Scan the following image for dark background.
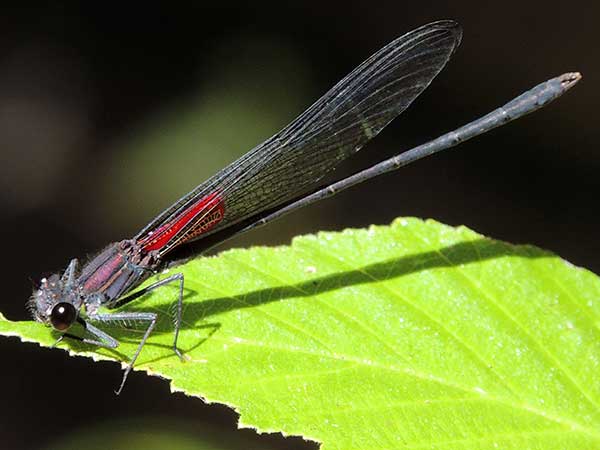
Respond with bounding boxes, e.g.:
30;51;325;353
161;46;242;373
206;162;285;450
1;3;597;449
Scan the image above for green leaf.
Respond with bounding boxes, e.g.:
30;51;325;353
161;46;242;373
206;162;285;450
2;218;600;449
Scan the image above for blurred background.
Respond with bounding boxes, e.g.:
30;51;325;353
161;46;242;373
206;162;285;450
0;3;597;449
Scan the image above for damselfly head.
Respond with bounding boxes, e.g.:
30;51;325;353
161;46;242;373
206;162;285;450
28;274;82;330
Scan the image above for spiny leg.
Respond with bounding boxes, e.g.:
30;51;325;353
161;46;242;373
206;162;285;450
62;258;79;286
54;317;119;349
111;273;185;360
89;311;157;395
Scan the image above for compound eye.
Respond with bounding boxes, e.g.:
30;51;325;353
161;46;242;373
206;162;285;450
49;302;77;331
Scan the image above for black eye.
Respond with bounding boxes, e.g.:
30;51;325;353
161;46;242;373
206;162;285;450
50;302;77;331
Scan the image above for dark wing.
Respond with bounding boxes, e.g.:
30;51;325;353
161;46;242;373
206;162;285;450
134;20;462;255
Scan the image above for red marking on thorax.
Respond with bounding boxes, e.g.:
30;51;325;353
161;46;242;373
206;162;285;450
83;252;125;292
139;193;224;252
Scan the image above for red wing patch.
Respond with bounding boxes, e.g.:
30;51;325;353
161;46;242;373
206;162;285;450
138;193;224;252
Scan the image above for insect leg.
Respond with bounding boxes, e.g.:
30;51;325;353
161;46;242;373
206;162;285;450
89;311;157;395
110;273;185;361
53;317;119;349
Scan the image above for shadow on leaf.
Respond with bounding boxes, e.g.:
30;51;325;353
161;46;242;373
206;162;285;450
127;237;549;335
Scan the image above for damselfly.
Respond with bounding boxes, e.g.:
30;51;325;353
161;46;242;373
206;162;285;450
29;20;581;393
